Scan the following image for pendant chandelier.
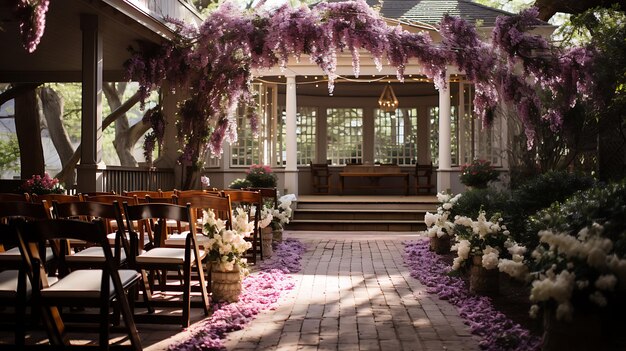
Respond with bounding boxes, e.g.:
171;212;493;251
378;84;399;114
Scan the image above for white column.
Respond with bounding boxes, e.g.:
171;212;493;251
437;70;452;193
458;82;466;165
284;75;299;195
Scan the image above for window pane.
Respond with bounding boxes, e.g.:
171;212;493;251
276;107;317;166
374;108;418;165
327;108;363;165
429;106;458;166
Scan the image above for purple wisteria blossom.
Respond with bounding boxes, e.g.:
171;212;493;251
14;0;50;53
168;239;305;351
404;240;541;351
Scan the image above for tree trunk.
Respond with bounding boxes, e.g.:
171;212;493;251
15;87;45;179
54;91;141;183
103;82;137;166
39;87;75;169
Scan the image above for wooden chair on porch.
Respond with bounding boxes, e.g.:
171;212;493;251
310;162;331;194
415;162;435;195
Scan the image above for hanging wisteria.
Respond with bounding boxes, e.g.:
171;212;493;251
124;0;599;166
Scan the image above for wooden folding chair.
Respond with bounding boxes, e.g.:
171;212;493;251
0;193;30;203
53;201;130;270
245;187;278;209
17;218;142;350
123;202;210;327
222;190;262;263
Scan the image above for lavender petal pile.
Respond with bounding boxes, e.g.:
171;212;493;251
169;239;306;351
404;240;541;351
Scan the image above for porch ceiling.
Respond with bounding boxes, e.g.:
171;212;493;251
0;0;171;83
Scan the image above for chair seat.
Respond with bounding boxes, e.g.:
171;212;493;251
107;231;151;247
65;246;126;263
164;231;210;248
0;270;31;299
0;247;55;262
41;270;140;299
136;247;202;265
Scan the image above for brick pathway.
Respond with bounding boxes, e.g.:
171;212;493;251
222;231;480;351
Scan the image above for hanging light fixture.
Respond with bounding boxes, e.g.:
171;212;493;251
378;84;399;114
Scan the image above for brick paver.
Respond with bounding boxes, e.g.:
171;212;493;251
224;231;480;351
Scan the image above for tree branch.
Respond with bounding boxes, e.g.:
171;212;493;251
0;83;43;107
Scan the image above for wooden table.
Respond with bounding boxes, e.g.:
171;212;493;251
339;165;409;195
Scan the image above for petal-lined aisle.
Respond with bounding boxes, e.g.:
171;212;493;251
167;239;306;351
404;239;541;351
225;232;480;351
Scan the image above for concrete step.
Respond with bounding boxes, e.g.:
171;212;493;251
296;202;438;210
286;219;426;232
293;208;428;221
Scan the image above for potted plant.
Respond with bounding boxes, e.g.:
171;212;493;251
459;159;499;189
21;173;65;195
423;191;462;254
452;210;512;295
245;164;277;188
202;208;253;302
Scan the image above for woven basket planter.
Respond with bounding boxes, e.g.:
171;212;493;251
262;227;273;258
211;265;242;303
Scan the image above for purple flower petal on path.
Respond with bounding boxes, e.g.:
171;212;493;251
169;239;305;350
404;239;541;351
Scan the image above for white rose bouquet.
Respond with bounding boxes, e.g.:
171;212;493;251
202;209;253;272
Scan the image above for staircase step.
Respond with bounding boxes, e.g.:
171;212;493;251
287;219;426;232
293;209;427;221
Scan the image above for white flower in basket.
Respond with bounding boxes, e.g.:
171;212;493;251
232;207;254;238
270;194;294;230
257;206;273;229
202;209;252;273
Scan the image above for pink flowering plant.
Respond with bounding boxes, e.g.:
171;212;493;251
459;159;499;188
245;164;277;188
21;173;65;195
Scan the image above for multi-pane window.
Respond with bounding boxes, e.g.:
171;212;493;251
326;108;363;165
374;108;418;165
276;107;317;166
429;106;458;166
230;83;273;167
458;84;503;167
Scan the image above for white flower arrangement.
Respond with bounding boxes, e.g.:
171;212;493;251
424;191;461;238
451;210;512;271
270;194;294;230
202;209;252;273
257;206;273;229
231;207;255;237
528;223;626;321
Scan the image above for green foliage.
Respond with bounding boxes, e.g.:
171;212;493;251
228;178;252;189
0;134;20;172
528;180;626;256
449;188;510;219
507;171;596;247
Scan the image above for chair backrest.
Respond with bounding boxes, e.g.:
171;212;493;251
175;193;233;230
31;194;83;218
80;191;116;197
0;201;49;221
310;163;329;176
123;202;195;249
222;190;261;227
53;201;128;266
175;189;221;197
122;190;161;198
416;162;434;176
0;193;30;202
245;187;278;209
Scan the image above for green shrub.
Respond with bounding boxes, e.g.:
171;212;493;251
449;188;510;218
228;178;252;189
526;181;626;253
506;171;596;247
